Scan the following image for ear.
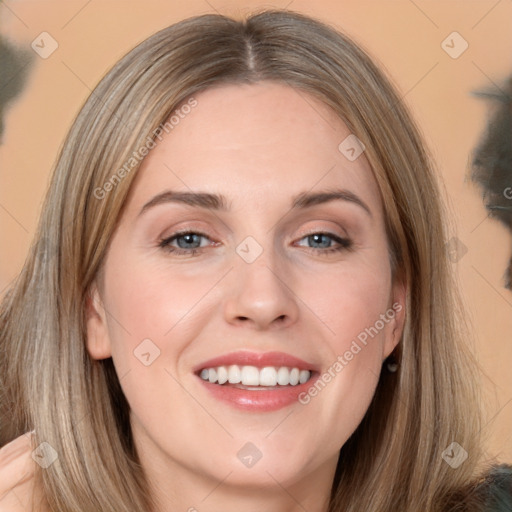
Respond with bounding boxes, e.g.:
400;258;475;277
85;282;112;360
382;275;407;360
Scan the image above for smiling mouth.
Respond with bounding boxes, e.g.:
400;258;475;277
197;364;314;388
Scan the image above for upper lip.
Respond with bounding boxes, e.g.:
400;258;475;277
193;350;320;374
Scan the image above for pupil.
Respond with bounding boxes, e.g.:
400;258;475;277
178;233;200;248
311;234;329;248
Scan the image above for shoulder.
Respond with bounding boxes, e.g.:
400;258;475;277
477;464;512;512
0;433;38;512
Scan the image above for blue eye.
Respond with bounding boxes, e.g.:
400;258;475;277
295;233;352;255
158;231;212;257
158;231;352;257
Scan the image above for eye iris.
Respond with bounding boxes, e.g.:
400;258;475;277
309;234;331;248
177;233;202;249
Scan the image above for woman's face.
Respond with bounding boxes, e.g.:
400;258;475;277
86;82;405;502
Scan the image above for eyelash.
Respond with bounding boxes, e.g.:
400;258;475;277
158;230;352;257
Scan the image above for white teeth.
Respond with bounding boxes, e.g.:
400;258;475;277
227;365;241;384
277;367;290;385
240;366;260;385
217;366;228;385
199;364;312;387
259;367;277;386
299;369;310;384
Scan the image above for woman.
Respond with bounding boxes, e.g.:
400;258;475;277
0;9;510;512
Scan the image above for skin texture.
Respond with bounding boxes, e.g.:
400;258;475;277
83;81;406;512
0;433;43;511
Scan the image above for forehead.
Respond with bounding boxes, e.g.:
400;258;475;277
126;81;383;216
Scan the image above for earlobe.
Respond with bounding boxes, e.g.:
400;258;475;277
85;283;112;360
383;277;407;359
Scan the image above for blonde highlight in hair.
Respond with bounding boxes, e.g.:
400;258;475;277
1;9;486;511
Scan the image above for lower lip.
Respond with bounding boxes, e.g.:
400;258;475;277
196;374;319;412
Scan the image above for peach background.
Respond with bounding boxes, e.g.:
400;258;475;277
1;0;511;462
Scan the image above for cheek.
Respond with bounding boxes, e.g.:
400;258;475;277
295;260;393;436
301;259;393;352
102;256;215;359
99;259;206;428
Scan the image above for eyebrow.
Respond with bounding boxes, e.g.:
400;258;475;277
138;188;372;217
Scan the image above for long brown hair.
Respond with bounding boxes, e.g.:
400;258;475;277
0;9;487;511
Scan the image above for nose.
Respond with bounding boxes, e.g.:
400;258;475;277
223;246;300;330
